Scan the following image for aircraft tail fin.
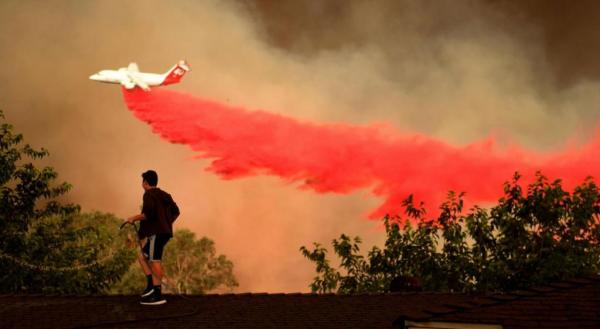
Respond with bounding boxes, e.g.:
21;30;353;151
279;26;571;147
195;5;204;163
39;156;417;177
162;60;190;86
128;63;139;72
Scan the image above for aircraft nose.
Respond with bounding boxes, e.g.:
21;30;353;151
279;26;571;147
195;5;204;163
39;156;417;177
89;73;101;81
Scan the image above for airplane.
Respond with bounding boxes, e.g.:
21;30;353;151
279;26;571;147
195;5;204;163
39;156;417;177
89;60;190;91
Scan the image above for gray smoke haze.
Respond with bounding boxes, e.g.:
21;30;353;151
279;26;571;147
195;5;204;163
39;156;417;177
1;0;599;292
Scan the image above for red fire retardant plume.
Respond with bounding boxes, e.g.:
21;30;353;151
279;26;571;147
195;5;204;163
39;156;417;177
122;88;600;219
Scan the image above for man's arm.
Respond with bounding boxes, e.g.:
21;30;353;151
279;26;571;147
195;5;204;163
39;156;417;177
170;198;180;221
126;213;146;223
126;192;154;223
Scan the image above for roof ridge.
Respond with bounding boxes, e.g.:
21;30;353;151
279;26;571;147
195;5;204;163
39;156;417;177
4;275;598;299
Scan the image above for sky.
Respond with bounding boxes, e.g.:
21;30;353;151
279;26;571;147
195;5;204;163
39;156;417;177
1;0;600;292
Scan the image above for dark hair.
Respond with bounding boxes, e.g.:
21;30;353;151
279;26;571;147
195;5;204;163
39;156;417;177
142;170;158;186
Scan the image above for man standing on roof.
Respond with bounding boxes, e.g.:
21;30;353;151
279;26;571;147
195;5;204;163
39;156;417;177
125;170;179;305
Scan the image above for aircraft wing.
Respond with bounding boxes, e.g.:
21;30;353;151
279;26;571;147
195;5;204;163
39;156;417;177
120;77;136;89
126;72;150;91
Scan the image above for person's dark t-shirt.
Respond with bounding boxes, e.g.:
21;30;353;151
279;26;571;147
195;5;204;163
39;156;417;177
138;187;180;239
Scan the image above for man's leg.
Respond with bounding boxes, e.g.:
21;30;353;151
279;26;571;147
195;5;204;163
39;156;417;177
140;234;170;305
139;238;154;297
148;235;169;297
150;261;164;286
138;251;152;275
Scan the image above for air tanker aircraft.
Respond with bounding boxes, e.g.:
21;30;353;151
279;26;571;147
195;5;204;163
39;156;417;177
89;60;190;91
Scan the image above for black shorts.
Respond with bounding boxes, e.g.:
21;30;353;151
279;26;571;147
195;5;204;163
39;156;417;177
141;234;171;261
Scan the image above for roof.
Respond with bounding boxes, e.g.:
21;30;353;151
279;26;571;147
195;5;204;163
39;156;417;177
395;276;600;329
1;276;598;329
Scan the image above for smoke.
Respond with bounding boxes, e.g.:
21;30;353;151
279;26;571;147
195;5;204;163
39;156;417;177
2;0;600;291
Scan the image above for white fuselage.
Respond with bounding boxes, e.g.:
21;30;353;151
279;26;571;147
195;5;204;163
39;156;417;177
89;69;165;87
89;60;189;91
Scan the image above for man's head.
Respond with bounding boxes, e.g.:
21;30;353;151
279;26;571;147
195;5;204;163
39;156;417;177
141;170;158;190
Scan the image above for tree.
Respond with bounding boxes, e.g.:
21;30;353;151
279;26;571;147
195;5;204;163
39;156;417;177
111;229;238;294
0;110;135;294
301;172;600;293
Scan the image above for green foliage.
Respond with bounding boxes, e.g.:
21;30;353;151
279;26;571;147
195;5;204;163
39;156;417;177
0;110;135;294
109;260;146;295
301;172;600;293
111;229;238;294
16;212;136;294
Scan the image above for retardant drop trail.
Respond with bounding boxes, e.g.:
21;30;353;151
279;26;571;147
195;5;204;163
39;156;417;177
122;88;600;219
